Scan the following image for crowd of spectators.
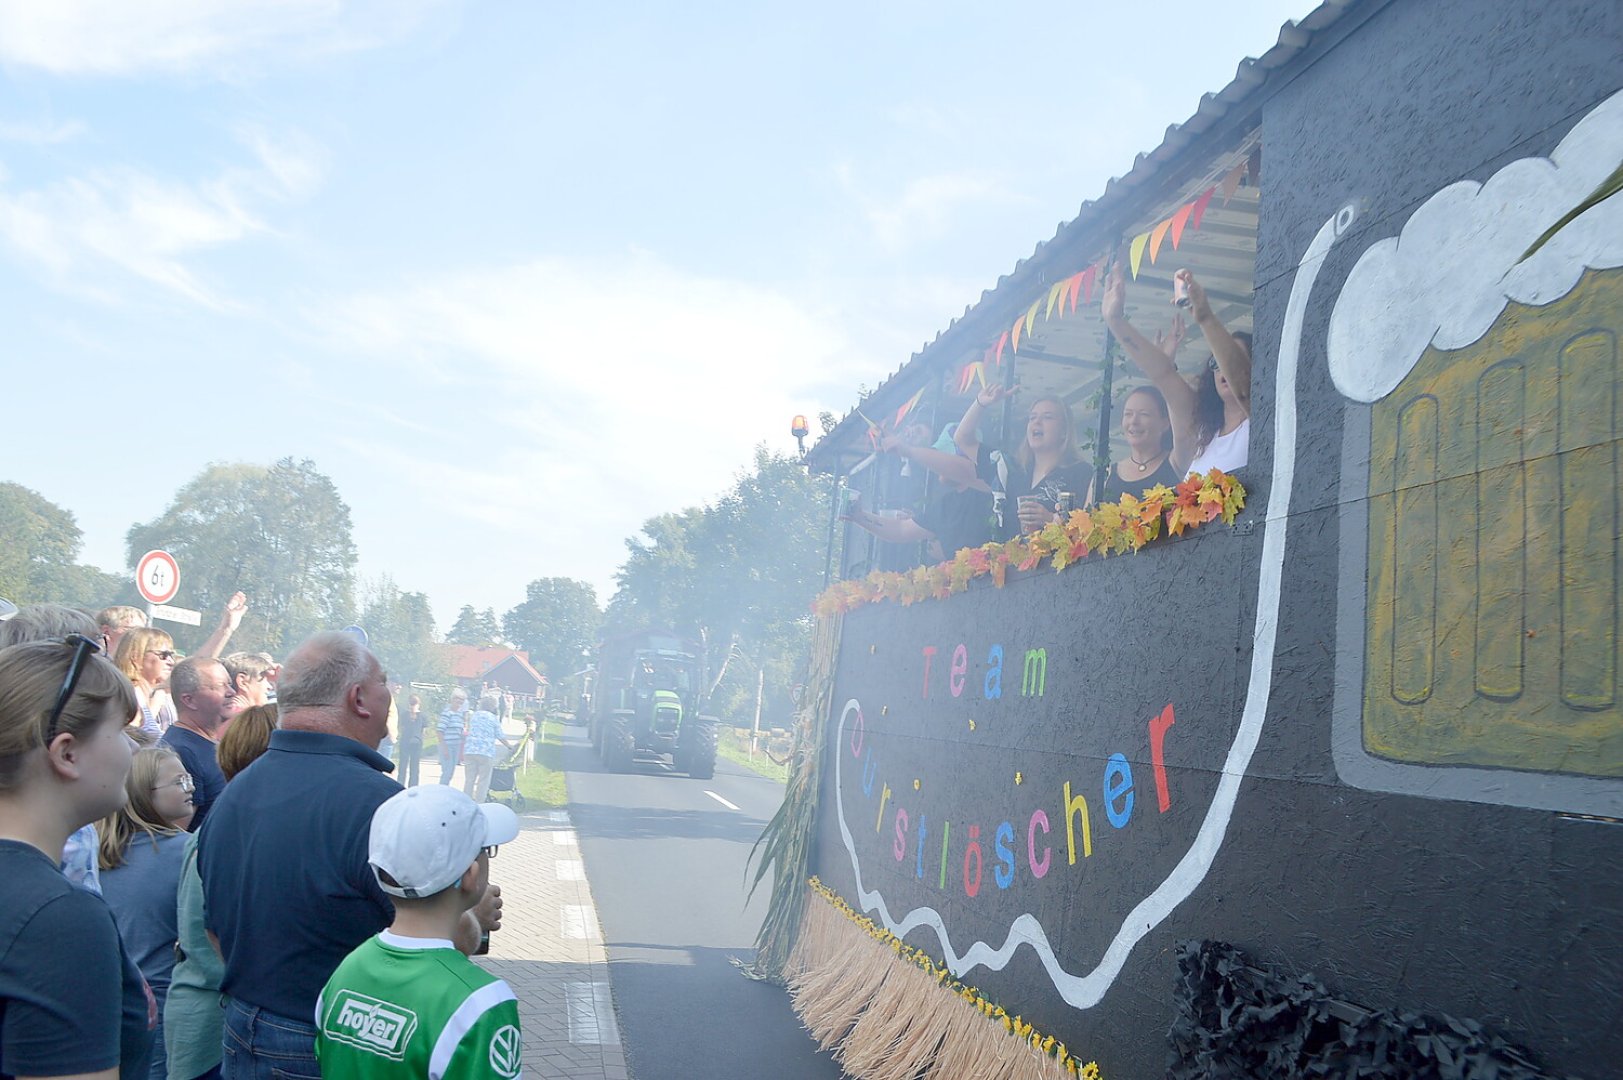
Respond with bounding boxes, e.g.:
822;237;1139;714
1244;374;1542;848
843;266;1251;571
0;596;517;1079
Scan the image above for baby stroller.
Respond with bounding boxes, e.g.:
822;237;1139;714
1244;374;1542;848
486;720;536;813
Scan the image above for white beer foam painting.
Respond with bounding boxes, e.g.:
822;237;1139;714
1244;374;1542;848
1328;88;1623;404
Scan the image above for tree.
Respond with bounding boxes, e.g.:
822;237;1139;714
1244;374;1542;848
446;605;503;646
502;578;602;680
359;576;444;686
124;458;358;655
0;482;124;608
605;447;834;727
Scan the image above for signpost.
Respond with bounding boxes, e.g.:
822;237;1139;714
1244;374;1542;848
135;550;180;606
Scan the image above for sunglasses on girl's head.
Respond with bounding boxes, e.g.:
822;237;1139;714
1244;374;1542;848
46;634;102;740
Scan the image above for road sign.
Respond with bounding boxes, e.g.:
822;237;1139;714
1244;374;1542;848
150;604;202;627
135;550;180;605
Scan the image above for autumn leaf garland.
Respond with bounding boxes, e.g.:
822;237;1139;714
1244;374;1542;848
814;470;1245;617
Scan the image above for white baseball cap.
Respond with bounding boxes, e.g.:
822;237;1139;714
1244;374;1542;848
368;786;519;899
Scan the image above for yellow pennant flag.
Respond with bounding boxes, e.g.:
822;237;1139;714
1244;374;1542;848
1023;299;1041;339
1011;315;1024;354
1128;232;1151;279
1148;218;1173;265
1044;280;1066;320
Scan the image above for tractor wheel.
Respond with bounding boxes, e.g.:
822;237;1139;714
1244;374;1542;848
604;716;634;772
684;720;718;780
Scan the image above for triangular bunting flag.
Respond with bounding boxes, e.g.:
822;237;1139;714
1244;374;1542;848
956;364;973;395
1220;161;1244;204
1148;218;1173;264
1081;264;1098;305
1023;299;1041;341
976;363;989;391
994;331;1008;366
1128;232;1150;279
1189;187;1215;231
1011;315;1023;354
1168;202;1195;249
1044;280;1066;321
892;386;925;430
1066;271;1083;314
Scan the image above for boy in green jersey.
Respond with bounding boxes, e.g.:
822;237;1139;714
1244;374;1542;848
316;785;522;1079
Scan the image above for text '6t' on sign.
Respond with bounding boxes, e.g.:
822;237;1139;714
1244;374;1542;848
136;550;180;606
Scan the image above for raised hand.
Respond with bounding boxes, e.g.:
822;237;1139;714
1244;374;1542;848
1101;264;1126;323
1154;313;1187;360
1177;269;1214;323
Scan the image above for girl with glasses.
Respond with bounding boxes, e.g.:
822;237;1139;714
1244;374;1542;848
0;636;155;1078
96;747;195;1080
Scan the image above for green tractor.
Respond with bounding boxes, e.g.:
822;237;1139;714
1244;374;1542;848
588;630;719;779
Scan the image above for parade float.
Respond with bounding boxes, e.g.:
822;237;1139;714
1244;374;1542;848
749;2;1623;1076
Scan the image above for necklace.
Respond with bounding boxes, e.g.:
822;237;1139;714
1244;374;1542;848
1128;453;1160;471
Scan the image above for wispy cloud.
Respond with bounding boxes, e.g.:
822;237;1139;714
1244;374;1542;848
0;116;86;143
313;252;886;599
0;0;448;78
837;163;1029;254
0;126;322;307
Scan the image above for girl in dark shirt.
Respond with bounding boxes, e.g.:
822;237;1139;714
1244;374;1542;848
0;636;154;1080
956;389;1090;537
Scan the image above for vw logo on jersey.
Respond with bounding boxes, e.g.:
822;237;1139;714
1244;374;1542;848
489;1024;522;1078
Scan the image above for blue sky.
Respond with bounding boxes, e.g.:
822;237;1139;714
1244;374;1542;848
0;0;1310;628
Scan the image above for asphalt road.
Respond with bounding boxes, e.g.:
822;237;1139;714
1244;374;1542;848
562;721;847;1080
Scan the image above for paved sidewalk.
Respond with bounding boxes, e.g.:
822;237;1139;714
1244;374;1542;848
419;750;629;1080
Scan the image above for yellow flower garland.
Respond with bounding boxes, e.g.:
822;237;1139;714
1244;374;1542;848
814;470;1245;617
806;876;1105;1079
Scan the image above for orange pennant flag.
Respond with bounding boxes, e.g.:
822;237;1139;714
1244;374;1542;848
1044;280;1066;321
1189;187;1215;231
1023;299;1041;339
893;386;925;430
956;364;973;395
1066;271;1083;313
1220;161;1244;204
1128;232;1151;279
1081;264;1098;305
1167;202;1195;249
1011;315;1024;354
1148;218;1173;265
994;331;1008;366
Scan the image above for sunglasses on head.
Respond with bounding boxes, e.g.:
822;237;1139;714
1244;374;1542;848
46;634;102;741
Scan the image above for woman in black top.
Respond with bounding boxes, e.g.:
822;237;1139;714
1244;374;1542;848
0;636;155;1079
956;388;1091;538
1092;385;1183;505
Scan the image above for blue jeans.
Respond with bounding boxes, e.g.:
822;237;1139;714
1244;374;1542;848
221;998;319;1080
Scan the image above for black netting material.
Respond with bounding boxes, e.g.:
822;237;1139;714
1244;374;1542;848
1167;940;1568;1080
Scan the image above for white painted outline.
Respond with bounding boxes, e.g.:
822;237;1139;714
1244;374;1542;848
833;205;1358;1009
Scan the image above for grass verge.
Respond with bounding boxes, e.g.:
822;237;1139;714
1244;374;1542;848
511;724;569;811
718;728;790;784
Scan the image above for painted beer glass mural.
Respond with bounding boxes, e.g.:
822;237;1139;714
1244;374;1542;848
1330;89;1623;817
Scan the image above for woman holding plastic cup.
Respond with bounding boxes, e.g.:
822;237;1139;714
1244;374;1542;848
955;390;1090;537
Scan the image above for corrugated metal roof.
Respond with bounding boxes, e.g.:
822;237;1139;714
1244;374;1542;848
806;0;1369;470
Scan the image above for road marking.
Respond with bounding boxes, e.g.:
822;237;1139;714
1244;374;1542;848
561;904;599;940
555;859;585;881
553;830;578;848
549;810;569;824
704;790;740;811
565;980;619;1045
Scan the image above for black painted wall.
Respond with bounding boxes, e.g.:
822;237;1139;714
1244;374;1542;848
810;3;1623;1076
